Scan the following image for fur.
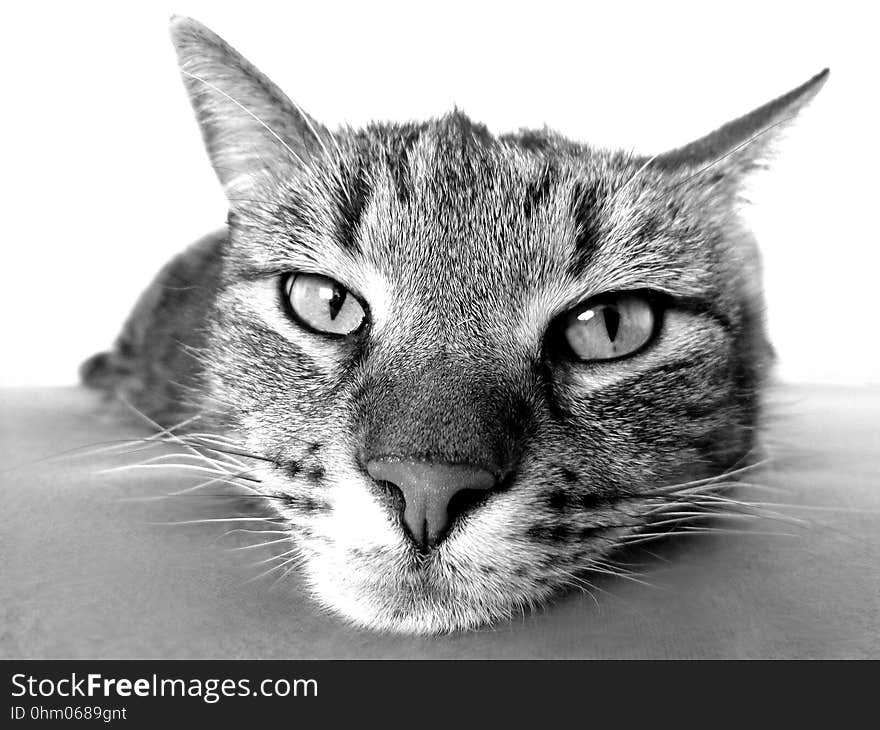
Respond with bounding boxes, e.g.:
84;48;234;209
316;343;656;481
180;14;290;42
82;17;827;632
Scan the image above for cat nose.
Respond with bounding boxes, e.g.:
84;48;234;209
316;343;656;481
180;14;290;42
366;458;497;551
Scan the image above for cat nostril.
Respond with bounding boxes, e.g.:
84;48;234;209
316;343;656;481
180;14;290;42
365;458;497;552
371;478;406;515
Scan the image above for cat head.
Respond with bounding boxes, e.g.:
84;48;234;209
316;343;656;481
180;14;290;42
170;17;826;632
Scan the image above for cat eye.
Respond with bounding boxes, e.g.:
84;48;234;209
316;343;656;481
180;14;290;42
284;273;366;336
562;293;656;362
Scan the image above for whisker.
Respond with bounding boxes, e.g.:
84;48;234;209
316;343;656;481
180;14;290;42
633;546;672;564
125;451;237;470
171;437;252;468
620;526;798;546
245;549;300;567
589;556;654;575
216;528;291;540
660;494;810;525
269;558;305;589
646;458;772;495
182;441;277;466
558;576;600;609
115;394;234;476
244;554;302;584
150;517;284;527
165;478;262;497
584;563;659;589
3;413;205;474
226;537;293;552
741;502;880;516
671;480;793;497
554;565;634;607
99;462;262;484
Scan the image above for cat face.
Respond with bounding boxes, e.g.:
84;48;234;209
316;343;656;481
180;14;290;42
170;18;826;632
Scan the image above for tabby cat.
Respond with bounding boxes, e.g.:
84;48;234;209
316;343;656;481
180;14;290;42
81;17;827;633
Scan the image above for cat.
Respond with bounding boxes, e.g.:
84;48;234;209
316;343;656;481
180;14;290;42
81;16;827;633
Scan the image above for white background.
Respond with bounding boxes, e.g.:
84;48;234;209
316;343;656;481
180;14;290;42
1;1;877;386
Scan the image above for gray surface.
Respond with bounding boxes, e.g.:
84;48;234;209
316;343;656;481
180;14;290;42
1;385;878;658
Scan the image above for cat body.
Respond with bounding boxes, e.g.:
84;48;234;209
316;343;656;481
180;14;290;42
83;17;827;632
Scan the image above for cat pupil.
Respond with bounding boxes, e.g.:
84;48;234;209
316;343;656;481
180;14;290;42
327;285;347;320
603;307;621;342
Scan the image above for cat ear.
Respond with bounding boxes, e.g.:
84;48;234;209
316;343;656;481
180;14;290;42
654;69;829;178
169;16;328;197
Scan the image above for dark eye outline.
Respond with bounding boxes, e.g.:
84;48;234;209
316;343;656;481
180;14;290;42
280;272;370;339
549;289;666;364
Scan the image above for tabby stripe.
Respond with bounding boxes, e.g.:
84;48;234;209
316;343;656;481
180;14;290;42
523;162;555;220
566;181;605;276
335;163;371;253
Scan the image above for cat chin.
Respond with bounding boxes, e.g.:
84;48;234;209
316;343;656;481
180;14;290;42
306;574;541;635
299;544;548;634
